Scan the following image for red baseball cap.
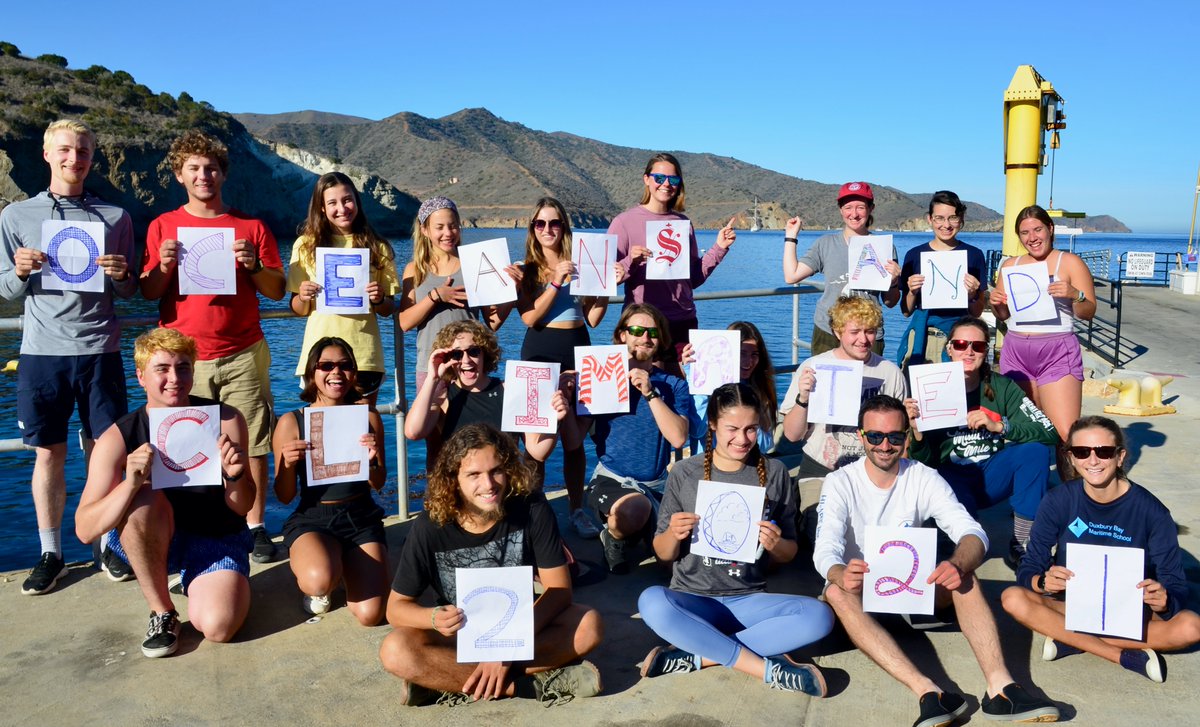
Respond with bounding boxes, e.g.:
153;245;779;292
837;181;874;205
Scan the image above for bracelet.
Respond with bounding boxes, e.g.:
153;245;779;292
549;281;563;290
1075;289;1086;303
431;605;443;628
794;392;809;408
643;387;660;402
222;470;244;483
784;237;798;244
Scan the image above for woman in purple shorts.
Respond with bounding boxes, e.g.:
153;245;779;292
989;205;1095;443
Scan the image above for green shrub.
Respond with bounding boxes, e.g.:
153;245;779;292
35;54;68;68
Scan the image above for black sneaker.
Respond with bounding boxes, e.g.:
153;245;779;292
913;691;967;727
1119;648;1165;682
100;545;135;582
599;528;629;575
530;661;603;707
1002;538;1025;572
21;552;66;595
142;610;181;658
640;645;700;678
251;527;276;564
765;655;826;697
980;683;1059;722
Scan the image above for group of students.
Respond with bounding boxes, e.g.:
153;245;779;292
3;118;1196;725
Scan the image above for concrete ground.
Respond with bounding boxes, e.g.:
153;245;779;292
2;286;1198;726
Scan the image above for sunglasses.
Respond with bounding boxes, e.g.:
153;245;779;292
315;360;355;372
1067;445;1119;460
861;430;908;446
446;346;484;361
949;339;989;353
623;325;660;339
533;219;564;233
648;173;681;187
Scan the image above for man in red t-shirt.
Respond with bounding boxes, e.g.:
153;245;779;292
141;130;285;563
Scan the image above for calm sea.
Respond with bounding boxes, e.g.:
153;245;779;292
0;229;1191;571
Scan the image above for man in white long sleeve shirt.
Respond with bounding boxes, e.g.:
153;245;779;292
814;395;1058;727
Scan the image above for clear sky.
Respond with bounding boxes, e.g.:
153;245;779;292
4;1;1198;232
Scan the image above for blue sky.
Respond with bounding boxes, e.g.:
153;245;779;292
5;1;1198;232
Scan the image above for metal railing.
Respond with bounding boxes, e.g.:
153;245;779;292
0;283;823;519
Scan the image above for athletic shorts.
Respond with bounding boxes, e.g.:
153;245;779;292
193;338;274;456
999;331;1084;387
17;352;127;446
586;470;662;519
521;325;591;371
281;495;386;549
108;527;252;594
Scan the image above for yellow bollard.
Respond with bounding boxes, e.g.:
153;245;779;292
1104;375;1176;416
2;360;16;373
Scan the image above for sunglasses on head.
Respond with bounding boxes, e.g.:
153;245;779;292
315;360;355;373
648;173;681;187
949;339;989;353
623;325;660;339
446;346;484;361
1067;445;1119;460
861;429;908;446
533;219;564;233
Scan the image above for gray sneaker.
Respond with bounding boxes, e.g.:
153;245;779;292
599;528;629;574
532;661;603;707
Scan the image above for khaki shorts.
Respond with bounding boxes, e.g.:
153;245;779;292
193;338;274;456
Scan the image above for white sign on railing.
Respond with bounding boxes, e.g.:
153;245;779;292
1125;252;1156;279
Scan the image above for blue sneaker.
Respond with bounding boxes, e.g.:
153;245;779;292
1120;648;1164;683
640;645;700;678
1041;635;1082;661
765;655;826;697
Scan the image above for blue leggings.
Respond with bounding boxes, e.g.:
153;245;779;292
638;586;834;667
939;442;1053;520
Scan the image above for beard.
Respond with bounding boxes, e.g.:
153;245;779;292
629;346;655;362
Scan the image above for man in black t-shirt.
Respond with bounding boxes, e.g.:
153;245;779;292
380;423;604;706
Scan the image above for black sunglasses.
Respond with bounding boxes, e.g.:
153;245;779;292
949;339;989;353
315;360;355;372
533;219;564;233
446;346;484;361
623;325;660;339
1067;445;1119;460
648;173;681;187
861;429;908;446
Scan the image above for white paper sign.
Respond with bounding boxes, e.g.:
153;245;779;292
456;566;535;663
645;220;691;281
1002;261;1058;323
920;250;969;309
806;358;864;426
574;345;630;415
847;235;894;292
148;405;222;489
315;248;370;315
501;360;560;434
689;479;768;564
178;227;236;295
1125;252;1156;280
688;330;740;395
909;361;968;432
460;238;518;307
1066;543;1146;641
863;525;937;615
571;232;618;297
303;404;370;486
40;220;106;292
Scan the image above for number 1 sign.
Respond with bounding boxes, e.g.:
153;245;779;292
456;566;534;663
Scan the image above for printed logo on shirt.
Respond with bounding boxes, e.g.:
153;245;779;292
1068;516;1133;542
1068;517;1088;537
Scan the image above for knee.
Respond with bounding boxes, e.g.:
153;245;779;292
1000;585;1032;618
1173;611;1200;648
379;629;422;679
295;565;336;596
610;495;651;538
637;586;670;623
822;583;852;614
576;607;604;654
349;600;385;628
195;613;243;644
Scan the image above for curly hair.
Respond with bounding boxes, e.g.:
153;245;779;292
424;423;534;526
829;295;883;335
431;320;501;376
168;130;229;174
295;171;395;274
299;337;364;404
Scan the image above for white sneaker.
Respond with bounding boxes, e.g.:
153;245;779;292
302;594;331;615
570;509;601;539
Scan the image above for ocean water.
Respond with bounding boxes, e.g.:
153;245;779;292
0;228;1191;571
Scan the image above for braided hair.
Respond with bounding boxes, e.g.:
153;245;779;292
702;382;767;486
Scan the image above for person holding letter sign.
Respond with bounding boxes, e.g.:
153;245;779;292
682;321;778;454
637;384;832;695
906;317;1058;571
608;153;736;370
141;130;286;565
989;205;1095;444
896;191;988;368
781;182;901;356
380;424;604;706
815;395;1059;725
287;172;399;405
1002;416;1200;684
272;338;389;625
75;329;256;658
0;119;138;595
517;197;610;537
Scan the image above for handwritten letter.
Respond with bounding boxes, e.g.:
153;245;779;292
571;233;618;297
304;405;370;486
178;227;237;296
148;405;222;489
687;330;740;395
40;220;106;293
1002;261;1058;323
460;238;518;307
863;525;937;615
501;360;560;434
574;344;629;415
456;566;535;663
806;358;864;426
315;248;370;315
690;480;768;564
920;250;969;309
1066;543;1145;641
847;235;893;292
645;220;691;281
909;361;968;432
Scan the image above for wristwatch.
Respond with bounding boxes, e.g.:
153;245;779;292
794;392;809;408
1035;573;1046;592
251;255;264;274
1075;289;1086;303
643;387;660;402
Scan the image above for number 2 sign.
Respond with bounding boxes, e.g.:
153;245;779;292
862;525;937;615
455;566;535;662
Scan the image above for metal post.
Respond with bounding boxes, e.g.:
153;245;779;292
791;286;801;366
392;310;409;520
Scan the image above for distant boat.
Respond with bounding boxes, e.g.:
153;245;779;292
749;196;762;232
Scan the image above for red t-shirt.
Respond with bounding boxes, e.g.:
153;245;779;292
143;207;282;359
